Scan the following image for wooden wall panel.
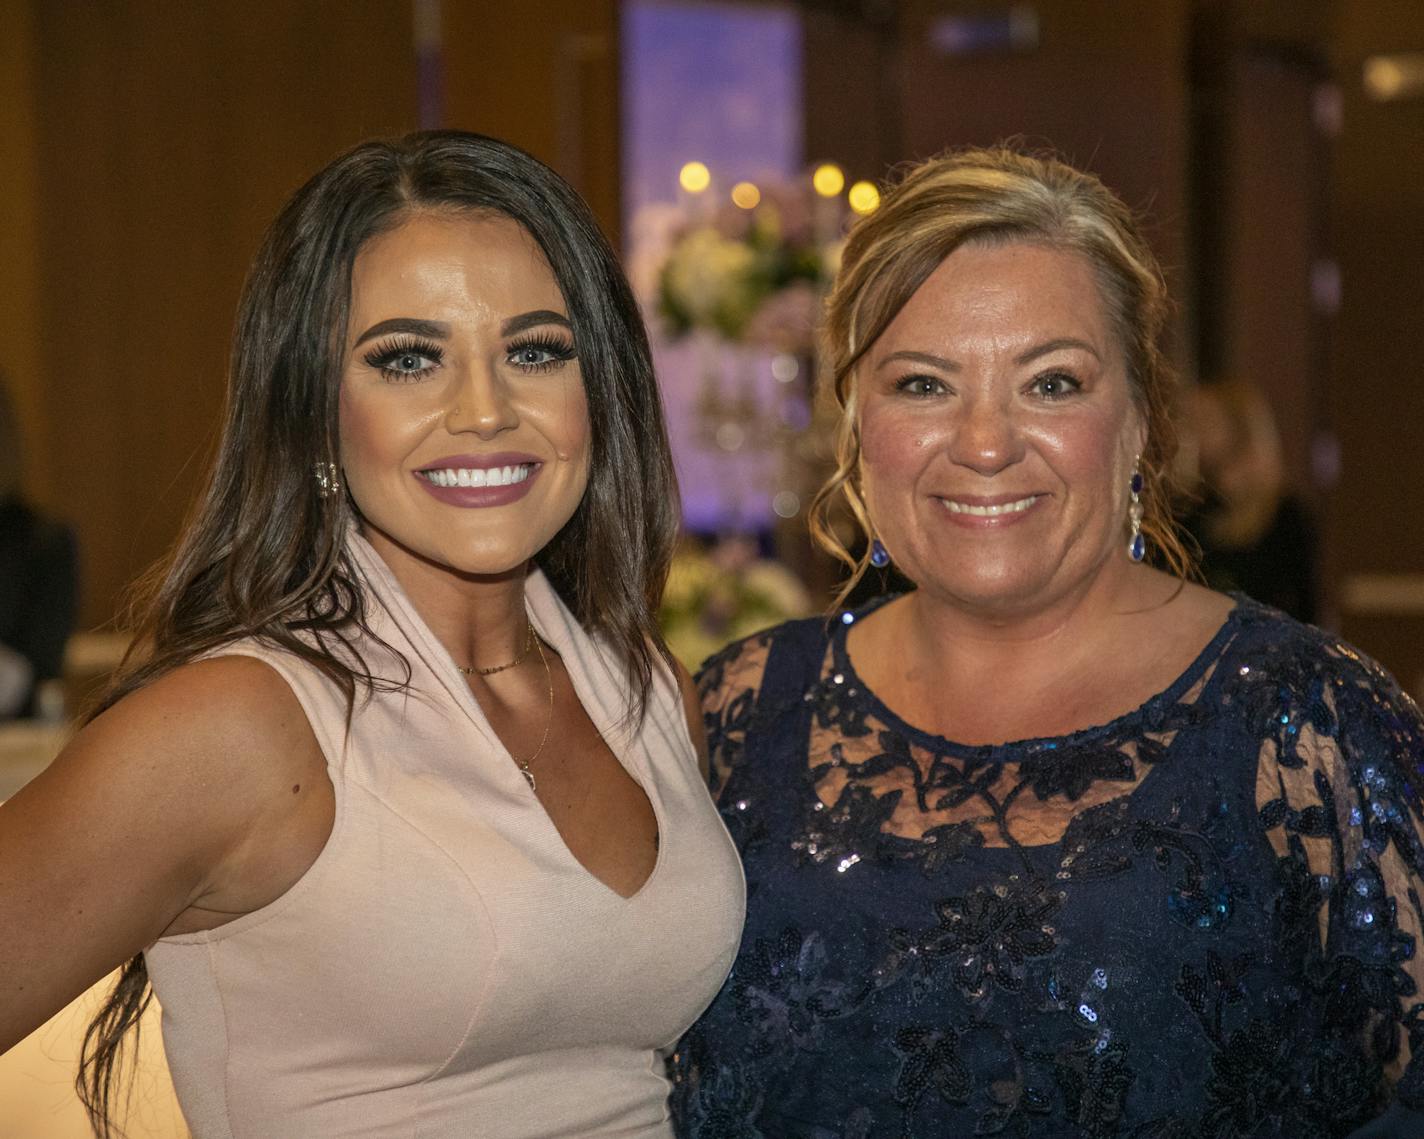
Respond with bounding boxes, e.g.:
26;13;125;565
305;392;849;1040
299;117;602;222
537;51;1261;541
440;0;622;244
899;0;1192;307
803;1;1192;355
801;7;892;185
0;0;45;495
1219;53;1324;503
1326;0;1424;689
20;1;418;628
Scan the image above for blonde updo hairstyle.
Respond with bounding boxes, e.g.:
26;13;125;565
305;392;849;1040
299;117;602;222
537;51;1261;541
810;146;1191;605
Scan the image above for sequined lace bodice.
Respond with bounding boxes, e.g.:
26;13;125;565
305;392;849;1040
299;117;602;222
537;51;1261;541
671;596;1424;1138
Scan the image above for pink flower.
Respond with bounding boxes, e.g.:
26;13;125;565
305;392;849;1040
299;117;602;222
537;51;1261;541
743;281;820;353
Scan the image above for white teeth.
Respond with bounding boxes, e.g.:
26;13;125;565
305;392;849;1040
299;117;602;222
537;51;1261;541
943;495;1039;517
422;464;533;488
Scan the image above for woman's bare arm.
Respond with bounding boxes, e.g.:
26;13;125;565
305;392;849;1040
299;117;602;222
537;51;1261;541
0;655;331;1053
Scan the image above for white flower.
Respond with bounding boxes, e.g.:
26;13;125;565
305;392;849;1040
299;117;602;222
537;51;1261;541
663;228;757;327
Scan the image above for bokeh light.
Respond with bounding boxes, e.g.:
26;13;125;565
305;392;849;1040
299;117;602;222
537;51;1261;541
730;181;761;209
848;180;881;214
679;161;711;193
812;163;845;197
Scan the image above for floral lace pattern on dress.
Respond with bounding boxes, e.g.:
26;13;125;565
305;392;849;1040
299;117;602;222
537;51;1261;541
674;598;1424;1138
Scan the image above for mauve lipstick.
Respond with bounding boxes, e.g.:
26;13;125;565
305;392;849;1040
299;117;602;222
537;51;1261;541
414;452;542;508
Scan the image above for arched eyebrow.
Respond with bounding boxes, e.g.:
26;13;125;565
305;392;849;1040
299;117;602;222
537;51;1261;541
875;338;1101;371
353;317;450;346
351;310;571;347
501;310;572;336
1017;337;1100;364
876;350;958;372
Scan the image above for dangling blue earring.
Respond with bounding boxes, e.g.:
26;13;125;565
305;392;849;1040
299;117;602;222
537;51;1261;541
870;538;891;568
1127;465;1146;563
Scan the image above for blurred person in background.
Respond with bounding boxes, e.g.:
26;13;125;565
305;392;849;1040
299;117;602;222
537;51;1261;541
0;131;743;1138
0;373;78;720
1182;377;1319;623
673;147;1424;1137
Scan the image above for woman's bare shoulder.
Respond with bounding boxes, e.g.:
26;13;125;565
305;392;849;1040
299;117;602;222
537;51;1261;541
0;654;330;1049
88;655;334;912
88;653;319;764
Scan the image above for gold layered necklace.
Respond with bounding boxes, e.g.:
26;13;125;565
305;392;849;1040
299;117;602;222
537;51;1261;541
457;621;535;676
510;634;553;791
457;621;553;792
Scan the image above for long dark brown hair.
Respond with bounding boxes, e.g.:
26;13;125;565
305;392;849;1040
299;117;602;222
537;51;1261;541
77;130;680;1136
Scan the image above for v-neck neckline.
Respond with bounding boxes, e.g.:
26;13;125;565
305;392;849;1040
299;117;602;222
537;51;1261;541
347;530;665;902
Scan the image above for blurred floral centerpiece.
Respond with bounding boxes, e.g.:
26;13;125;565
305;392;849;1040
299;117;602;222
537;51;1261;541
632;164;872;601
656;180;840;353
659;535;812;671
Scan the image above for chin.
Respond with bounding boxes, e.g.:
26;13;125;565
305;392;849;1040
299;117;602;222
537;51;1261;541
948;581;1054;616
916;560;1061;615
360;516;537;580
436;539;542;579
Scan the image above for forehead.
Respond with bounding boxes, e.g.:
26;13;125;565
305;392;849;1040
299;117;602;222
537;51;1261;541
872;240;1115;356
348;210;565;322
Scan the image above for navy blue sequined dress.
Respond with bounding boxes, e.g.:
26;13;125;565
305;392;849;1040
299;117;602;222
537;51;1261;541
671;597;1424;1138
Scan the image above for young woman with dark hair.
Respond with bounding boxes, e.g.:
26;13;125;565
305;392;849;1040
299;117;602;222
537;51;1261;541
0;130;744;1138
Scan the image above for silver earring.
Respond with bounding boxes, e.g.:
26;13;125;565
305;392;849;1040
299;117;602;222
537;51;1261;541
1127;461;1145;562
314;461;341;499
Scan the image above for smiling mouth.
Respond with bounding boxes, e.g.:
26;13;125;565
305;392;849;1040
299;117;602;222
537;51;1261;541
418;463;536;488
940;495;1042;517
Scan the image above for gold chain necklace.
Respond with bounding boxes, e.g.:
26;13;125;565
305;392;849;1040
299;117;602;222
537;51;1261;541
455;622;553;791
457;621;534;676
510;633;554;792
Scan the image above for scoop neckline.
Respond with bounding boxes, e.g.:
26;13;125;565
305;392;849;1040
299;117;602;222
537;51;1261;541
827;592;1253;760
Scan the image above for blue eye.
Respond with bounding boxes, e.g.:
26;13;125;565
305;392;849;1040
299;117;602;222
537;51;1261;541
895;374;947;397
1031;371;1081;400
507;336;577;374
364;338;443;383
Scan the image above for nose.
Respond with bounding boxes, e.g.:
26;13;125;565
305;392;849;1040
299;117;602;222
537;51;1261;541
444;364;519;439
948;393;1024;476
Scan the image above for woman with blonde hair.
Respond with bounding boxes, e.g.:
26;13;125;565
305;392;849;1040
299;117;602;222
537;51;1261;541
672;147;1424;1136
1184;377;1319;622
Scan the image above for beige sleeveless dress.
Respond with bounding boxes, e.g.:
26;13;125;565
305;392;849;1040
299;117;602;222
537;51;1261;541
144;533;745;1138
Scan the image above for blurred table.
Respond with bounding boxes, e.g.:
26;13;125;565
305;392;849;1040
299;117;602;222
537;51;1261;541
0;980;184;1139
0;722;68;802
1;696;182;1136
